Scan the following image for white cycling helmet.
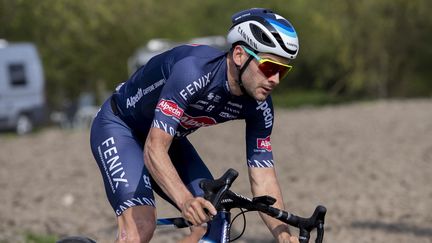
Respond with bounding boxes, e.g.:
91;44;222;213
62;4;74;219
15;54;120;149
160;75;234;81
227;8;299;59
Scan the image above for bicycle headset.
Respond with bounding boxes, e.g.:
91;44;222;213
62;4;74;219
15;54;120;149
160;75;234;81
226;8;299;93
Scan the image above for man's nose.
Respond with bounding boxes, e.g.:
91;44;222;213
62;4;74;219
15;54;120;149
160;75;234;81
268;73;280;86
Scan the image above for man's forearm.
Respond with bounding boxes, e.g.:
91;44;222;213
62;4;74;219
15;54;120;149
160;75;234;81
248;167;292;241
144;129;193;208
144;147;193;207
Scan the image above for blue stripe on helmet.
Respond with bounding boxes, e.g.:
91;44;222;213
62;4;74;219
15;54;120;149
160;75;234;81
266;18;297;38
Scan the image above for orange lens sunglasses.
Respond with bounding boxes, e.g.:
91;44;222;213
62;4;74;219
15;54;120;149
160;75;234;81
242;46;293;79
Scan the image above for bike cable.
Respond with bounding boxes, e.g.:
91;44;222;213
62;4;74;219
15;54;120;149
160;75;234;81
229;208;248;242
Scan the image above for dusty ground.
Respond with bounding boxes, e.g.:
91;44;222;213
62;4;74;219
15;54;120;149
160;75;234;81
1;99;431;243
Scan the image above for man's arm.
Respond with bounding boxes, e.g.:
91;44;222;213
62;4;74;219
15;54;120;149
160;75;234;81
144;128;192;207
144;127;216;225
248;167;297;243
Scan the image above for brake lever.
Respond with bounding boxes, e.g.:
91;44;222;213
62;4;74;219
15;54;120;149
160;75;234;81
299;228;310;243
316;222;325;243
199;168;239;209
298;205;327;243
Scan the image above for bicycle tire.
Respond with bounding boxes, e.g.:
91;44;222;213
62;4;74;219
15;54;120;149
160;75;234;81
56;236;96;243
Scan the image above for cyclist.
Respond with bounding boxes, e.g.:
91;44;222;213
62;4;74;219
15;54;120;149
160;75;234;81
90;8;299;243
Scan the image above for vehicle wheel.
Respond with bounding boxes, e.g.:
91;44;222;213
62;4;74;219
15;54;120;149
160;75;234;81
16;114;33;135
56;236;96;243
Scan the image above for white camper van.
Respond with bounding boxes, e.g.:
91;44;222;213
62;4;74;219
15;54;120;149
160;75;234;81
0;41;46;135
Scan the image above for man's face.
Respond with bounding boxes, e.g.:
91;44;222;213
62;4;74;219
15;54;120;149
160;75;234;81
241;52;290;101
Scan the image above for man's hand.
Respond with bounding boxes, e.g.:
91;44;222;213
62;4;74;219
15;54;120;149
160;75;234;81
181;197;217;226
275;230;299;243
279;236;300;243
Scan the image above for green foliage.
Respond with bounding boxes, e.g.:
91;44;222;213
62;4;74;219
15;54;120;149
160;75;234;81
1;0;431;107
288;0;432;98
24;232;56;243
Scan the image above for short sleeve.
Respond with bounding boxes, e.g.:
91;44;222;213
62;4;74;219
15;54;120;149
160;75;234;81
244;97;275;167
152;57;212;136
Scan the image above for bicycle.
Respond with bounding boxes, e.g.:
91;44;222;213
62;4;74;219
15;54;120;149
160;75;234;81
57;168;326;243
157;168;327;243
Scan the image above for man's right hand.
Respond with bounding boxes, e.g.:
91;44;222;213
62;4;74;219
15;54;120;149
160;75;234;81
181;197;217;226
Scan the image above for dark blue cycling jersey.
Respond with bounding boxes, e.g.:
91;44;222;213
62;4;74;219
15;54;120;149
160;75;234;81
112;44;274;167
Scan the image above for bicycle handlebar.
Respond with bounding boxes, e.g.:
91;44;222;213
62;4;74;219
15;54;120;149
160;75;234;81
199;169;327;243
255;200;326;243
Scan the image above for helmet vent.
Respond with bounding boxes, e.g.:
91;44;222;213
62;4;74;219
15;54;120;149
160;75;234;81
250;23;276;48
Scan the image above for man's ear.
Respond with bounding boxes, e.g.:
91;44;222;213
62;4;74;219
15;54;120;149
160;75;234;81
232;45;245;67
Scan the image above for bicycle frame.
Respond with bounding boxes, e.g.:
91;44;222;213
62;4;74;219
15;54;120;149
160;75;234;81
200;211;231;243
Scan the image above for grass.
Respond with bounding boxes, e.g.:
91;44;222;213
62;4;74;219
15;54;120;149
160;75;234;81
24;232;57;243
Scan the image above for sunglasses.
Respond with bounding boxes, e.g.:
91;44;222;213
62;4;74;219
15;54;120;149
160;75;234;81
242;46;293;79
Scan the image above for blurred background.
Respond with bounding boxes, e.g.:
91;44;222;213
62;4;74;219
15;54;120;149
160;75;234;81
1;0;431;133
1;1;432;243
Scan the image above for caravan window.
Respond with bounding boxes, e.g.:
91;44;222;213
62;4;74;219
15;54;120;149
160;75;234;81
8;63;27;86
